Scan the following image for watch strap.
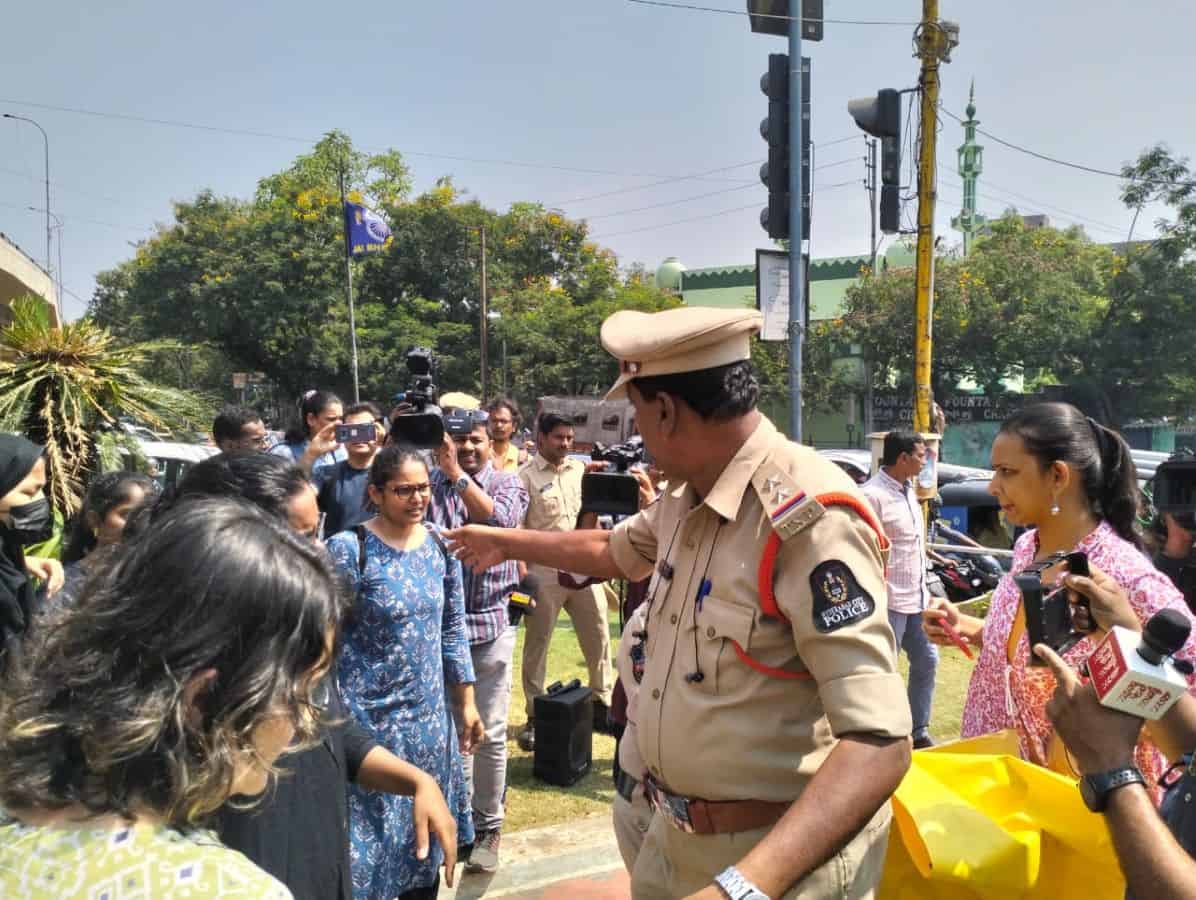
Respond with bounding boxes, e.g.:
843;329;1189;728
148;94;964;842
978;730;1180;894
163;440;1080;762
1082;765;1145;812
453;475;471;494
714;866;770;900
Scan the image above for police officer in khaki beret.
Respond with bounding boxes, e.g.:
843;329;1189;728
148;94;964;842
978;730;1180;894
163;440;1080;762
448;306;912;899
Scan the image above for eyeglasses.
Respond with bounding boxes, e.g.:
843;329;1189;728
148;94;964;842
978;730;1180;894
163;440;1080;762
386;483;432;498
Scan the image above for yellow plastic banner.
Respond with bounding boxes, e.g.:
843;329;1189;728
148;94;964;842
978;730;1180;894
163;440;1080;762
879;732;1126;900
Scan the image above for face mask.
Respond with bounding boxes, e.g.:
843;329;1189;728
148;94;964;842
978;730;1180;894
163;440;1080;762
8;496;53;544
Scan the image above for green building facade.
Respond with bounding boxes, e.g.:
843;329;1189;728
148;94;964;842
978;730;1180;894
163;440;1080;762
655;244;916;447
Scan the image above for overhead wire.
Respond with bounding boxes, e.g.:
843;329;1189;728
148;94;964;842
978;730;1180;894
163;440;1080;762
625;0;918;26
939;104;1196;187
813;156;862;172
552;140;864;209
939;177;1125;238
591;202;758;239
0;97;759;183
548;160;757;206
583;183;756;219
0;200;148;233
0;165;162;214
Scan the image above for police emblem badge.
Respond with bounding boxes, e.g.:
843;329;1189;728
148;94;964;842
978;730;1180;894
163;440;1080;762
810;560;875;633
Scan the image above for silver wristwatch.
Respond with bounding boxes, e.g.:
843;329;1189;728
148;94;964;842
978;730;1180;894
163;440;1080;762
714;866;771;900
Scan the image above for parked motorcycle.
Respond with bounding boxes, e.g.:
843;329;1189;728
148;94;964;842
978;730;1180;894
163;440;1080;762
929;520;1004;604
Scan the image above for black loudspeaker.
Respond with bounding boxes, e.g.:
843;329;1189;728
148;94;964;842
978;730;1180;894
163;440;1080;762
533;679;593;786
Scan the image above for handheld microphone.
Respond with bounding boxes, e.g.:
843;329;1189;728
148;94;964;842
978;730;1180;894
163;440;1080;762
1089;609;1192;720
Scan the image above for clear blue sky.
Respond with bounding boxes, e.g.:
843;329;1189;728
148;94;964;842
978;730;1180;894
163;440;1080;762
2;0;1193;320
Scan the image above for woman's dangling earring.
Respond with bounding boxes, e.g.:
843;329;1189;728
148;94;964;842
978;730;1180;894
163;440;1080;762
1050;496;1061;517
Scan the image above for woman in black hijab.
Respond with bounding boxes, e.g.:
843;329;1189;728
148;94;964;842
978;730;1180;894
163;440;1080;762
0;435;60;675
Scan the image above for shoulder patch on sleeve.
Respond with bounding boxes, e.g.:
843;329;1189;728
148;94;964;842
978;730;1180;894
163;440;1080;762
752;463;824;540
810;560;876;633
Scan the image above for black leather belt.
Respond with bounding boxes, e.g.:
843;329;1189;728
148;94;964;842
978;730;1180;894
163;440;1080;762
614;767;639;803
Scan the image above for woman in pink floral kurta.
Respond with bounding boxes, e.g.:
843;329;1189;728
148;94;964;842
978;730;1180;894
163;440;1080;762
960;520;1196;797
926;403;1196;802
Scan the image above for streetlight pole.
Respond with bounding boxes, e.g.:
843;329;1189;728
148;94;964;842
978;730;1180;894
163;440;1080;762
28;208;63;312
3;114;52;308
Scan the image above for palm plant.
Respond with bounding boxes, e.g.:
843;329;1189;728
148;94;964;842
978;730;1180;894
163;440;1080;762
0;296;213;516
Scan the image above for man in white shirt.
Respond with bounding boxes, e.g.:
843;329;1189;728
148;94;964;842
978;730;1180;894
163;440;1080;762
863;430;938;749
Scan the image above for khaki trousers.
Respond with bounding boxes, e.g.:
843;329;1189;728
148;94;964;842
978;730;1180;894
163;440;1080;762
613;784;654;873
630;802;892;900
521;569;614;719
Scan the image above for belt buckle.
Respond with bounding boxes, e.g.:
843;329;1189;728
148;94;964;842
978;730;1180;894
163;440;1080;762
645;778;695;834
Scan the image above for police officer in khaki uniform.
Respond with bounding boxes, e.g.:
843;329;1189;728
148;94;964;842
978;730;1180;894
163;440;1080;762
517;412;615;750
448;307;912;900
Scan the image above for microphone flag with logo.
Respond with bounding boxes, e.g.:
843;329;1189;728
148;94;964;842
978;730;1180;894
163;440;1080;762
343;201;393;258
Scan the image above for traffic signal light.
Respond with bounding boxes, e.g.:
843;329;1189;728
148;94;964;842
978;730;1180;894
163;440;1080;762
847;89;902;233
759;53;789;240
747;0;824;41
758;55;811;241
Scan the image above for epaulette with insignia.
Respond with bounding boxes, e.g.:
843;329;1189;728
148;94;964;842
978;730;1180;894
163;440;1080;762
751;465;824;541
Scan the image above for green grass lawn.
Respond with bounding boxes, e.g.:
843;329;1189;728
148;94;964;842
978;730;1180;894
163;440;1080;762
501;609;974;832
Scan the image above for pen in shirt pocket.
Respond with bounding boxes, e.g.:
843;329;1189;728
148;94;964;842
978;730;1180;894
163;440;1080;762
695;578;713;611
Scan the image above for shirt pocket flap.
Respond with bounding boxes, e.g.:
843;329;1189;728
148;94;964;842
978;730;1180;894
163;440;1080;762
699;598;754;647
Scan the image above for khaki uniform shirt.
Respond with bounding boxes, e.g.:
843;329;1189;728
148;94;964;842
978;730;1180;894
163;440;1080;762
519;453;585;533
609;416;911;803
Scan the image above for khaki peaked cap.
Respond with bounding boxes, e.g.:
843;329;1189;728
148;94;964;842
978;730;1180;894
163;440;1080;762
600;307;763;400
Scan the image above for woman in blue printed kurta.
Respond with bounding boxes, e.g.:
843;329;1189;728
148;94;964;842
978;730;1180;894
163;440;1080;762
327;445;483;899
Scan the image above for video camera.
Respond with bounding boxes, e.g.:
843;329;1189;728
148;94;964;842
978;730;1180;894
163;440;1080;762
1151;451;1196;532
391;348;444;448
582;435;646;517
443;408;489;438
1017;551;1096;665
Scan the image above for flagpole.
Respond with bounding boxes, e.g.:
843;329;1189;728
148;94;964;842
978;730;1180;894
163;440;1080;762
339;168;361;403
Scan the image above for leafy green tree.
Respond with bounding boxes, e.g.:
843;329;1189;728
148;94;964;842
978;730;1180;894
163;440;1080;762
495;276;680;408
835;214;1115;404
91;133;676;408
0;297;212;516
1070;146;1196;423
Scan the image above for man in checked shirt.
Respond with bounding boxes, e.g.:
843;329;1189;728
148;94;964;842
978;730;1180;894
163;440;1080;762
861;430;940;750
427;406;530;874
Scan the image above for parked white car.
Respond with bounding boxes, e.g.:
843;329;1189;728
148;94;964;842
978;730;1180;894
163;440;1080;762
129;440;219;490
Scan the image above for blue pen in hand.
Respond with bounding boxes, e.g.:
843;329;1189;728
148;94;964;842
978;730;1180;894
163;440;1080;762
695;578;712;611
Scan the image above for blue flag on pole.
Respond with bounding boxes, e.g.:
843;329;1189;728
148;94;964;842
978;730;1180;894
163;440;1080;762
344;201;393;257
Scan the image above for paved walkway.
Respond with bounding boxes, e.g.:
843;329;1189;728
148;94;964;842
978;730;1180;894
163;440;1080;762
442;813;629;899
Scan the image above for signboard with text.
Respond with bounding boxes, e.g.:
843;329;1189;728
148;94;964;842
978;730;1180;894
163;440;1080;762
870;391;1042;430
755;249;808;342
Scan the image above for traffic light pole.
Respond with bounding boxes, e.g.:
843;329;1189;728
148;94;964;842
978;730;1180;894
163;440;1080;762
867;138;878;272
787;0;804;442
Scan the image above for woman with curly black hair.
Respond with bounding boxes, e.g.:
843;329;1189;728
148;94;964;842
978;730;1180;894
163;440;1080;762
0;498;342;898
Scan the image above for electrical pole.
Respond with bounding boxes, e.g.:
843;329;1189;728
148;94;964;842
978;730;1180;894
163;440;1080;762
787;0;805;442
912;2;957;435
479;225;489;401
866;137;878;272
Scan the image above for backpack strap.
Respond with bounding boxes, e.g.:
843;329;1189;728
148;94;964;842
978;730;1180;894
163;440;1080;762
353;523;452;579
353;524;368;578
424;523;452;565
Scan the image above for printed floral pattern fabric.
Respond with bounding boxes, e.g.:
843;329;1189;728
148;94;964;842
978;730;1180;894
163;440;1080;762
0;813;290;898
961;521;1196;800
327;525;475;899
